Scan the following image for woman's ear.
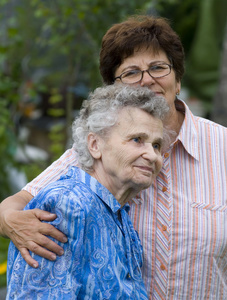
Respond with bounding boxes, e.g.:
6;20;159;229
176;81;181;95
87;133;102;159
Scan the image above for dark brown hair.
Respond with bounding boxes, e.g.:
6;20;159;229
99;15;185;84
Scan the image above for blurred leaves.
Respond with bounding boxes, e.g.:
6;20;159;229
0;0;152;201
0;261;7;275
0;74;19;199
0;237;9;287
0;0;213;201
154;0;200;53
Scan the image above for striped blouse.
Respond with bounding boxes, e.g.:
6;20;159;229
23;100;227;299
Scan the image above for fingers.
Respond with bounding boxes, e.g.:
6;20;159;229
25;229;65;257
16;231;65;268
33;208;57;221
4;209;68;268
20;248;39;268
33;209;68;244
19;242;58;269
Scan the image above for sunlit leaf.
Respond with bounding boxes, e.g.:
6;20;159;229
0;261;7;275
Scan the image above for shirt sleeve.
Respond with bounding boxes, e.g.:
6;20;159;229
22;147;78;196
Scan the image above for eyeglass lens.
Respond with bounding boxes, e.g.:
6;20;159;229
120;63;171;83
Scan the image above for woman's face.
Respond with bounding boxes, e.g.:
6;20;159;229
114;48;181;112
90;107;163;198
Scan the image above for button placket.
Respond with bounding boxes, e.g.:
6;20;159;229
153;151;172;298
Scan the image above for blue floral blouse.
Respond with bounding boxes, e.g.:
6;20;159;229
7;167;148;299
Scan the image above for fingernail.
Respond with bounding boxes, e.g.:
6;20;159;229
51;254;57;260
62;237;68;243
33;263;38;268
59;250;64;256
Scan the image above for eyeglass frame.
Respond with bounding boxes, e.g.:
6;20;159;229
114;62;173;84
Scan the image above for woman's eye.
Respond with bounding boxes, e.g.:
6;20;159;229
123;70;140;78
153;143;161;151
151;65;163;70
133;137;141;143
149;64;167;71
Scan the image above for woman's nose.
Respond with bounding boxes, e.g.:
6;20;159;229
140;71;156;86
142;143;158;162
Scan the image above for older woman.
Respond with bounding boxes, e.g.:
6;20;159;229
6;84;168;299
1;15;227;299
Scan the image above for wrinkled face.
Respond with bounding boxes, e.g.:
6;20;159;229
115;48;181;113
95;107;163;194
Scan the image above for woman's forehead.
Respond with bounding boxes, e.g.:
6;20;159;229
126;48;168;62
116;48;169;73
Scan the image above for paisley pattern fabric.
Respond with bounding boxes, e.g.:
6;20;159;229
7;167;148;300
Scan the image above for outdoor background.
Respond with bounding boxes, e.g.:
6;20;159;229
0;0;227;293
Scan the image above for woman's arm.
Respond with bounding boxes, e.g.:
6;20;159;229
0;190;67;268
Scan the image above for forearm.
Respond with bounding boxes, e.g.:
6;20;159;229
0;190;33;237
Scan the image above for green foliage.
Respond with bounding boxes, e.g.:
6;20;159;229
0;0;152;202
22;161;49;183
154;0;200;54
0;237;10;288
0;77;19;199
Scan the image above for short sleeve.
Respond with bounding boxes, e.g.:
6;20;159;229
23;147;78;196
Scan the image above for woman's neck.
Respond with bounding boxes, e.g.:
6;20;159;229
163;102;185;144
89;168;138;207
113;187;138;207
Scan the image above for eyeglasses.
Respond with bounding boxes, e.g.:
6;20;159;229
114;63;172;84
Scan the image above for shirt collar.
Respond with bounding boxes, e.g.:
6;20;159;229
174;99;200;161
65;166;127;213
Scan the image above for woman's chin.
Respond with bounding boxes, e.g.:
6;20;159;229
132;177;153;190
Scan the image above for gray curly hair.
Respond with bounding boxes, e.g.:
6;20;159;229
72;84;169;172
